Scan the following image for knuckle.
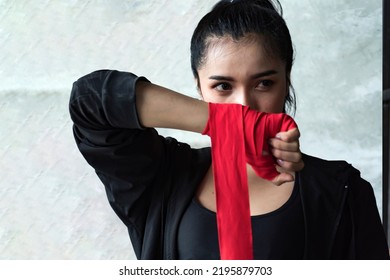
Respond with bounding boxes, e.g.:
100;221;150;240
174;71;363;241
272;149;282;158
293;142;300;151
283;161;294;170
269;139;281;149
293;152;302;163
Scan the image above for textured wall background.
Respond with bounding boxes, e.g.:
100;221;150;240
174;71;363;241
0;0;382;259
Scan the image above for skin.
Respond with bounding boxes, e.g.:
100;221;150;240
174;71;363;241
196;36;303;215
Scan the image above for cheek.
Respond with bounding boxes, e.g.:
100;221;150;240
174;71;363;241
198;81;214;102
272;93;287;112
253;90;286;113
199;89;214;102
271;82;289;111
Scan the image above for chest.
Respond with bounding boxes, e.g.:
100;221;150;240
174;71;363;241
178;176;304;259
195;164;295;215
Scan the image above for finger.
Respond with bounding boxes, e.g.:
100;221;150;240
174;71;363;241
271;149;302;163
276;158;305;172
269;138;299;152
275;127;300;142
271;172;295;186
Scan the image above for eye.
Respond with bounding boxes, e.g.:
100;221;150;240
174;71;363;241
256;80;274;90
214;82;232;91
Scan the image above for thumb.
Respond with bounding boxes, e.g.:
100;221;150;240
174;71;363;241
271;172;294;186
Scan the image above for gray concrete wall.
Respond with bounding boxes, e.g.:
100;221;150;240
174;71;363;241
0;0;382;259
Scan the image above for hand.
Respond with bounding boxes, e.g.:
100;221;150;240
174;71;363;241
268;127;304;186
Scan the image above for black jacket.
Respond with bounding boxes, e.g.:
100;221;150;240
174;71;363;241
69;70;389;259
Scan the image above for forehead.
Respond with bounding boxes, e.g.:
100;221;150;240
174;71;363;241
199;35;285;75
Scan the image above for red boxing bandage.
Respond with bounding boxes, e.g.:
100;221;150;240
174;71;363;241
243;105;297;181
202;103;297;260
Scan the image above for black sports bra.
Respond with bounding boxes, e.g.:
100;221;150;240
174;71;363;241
177;179;305;259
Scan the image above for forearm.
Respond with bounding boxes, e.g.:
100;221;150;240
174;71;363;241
136;81;208;133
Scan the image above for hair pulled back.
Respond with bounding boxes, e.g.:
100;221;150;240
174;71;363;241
190;0;296;114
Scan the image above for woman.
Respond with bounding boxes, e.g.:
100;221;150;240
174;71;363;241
69;0;389;259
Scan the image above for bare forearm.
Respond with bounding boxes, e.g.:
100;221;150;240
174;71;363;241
135;81;208;133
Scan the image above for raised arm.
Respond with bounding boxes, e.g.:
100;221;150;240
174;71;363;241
69;70;212;258
135;81;208;132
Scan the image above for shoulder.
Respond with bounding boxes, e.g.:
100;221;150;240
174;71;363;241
302;153;352;170
299;153;375;204
301;153;360;186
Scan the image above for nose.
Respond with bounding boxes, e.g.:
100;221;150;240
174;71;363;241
235;88;258;110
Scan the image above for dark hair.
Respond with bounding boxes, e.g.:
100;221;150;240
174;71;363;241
190;0;296;114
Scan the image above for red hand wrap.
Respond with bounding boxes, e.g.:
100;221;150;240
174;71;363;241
202;103;297;260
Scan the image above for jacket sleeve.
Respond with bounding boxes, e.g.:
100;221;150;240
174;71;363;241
349;174;390;259
69;70;167;255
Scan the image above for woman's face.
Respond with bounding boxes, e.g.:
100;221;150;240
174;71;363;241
197;37;288;113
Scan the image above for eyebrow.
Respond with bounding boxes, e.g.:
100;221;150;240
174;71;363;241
208;70;278;81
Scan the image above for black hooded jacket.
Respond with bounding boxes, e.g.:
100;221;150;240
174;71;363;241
69;70;389;259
